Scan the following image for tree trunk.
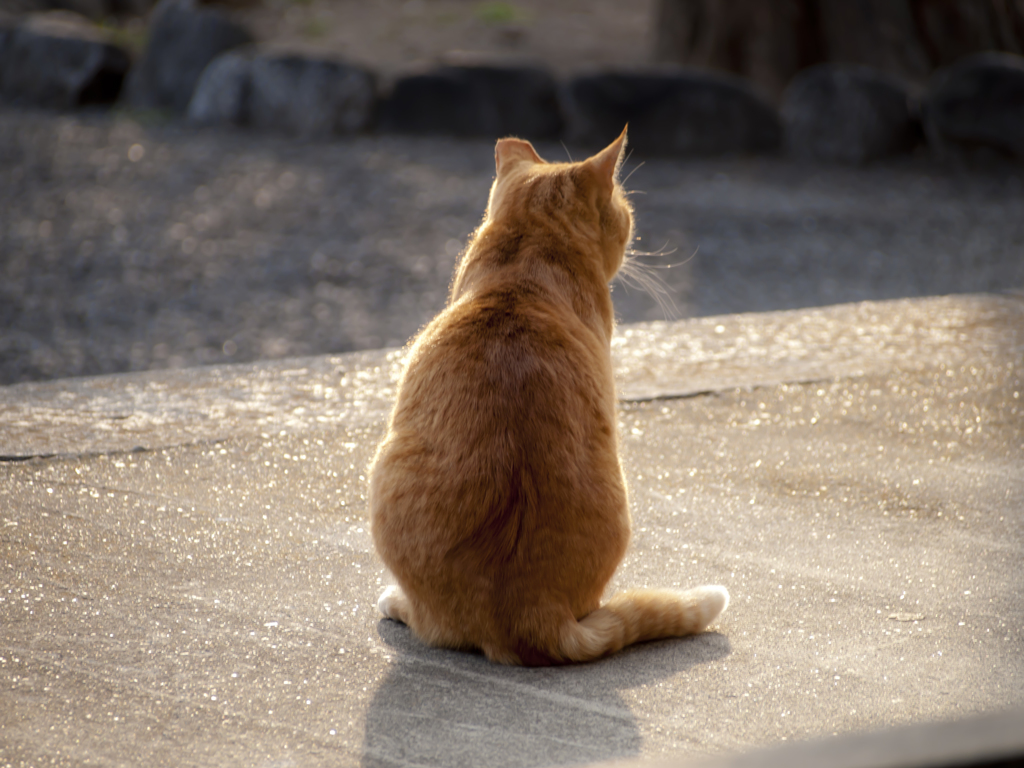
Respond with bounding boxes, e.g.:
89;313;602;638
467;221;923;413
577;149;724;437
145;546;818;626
653;0;824;99
653;0;1024;99
911;0;1024;65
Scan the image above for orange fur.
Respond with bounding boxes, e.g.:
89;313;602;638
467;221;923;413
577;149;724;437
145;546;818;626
369;129;729;665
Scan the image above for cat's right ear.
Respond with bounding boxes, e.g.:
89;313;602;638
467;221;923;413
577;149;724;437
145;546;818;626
588;126;628;190
495;138;543;175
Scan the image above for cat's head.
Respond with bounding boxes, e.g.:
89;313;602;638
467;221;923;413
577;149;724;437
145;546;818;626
485;128;634;282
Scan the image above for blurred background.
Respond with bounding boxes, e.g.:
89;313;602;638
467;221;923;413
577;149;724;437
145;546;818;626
1;0;1023;384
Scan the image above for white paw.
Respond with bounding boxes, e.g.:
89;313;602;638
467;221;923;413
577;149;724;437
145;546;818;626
377;585;403;619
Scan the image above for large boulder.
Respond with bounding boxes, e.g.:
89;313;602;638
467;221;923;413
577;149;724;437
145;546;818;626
124;0;250;114
0;13;130;108
185;48;249;125
188;50;375;138
923;52;1024;158
563;68;781;156
248;54;375;137
379;64;563;139
781;63;918;164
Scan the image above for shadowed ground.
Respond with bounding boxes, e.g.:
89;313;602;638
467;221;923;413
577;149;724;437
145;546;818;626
2;108;1023;384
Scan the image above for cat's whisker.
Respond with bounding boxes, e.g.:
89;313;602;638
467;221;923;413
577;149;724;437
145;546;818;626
560;140;574;162
621;160;645;187
628;238;676;257
629;242;698;266
615;243;700;320
616;257;680;320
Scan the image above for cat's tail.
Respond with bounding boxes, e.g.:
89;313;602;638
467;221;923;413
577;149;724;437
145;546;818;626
555;586;729;663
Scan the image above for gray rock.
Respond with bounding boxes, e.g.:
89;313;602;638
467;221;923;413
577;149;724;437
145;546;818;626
563;68;781;156
1;0;159;17
187;50;376;137
248;53;375;137
50;0;108;20
186;48;250;126
380;64;563;139
124;0;250;114
0;22;14;63
0;15;129;108
781;63;918;164
924;51;1024;159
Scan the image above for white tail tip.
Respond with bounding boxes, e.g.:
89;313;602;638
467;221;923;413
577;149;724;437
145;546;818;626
692;585;730;628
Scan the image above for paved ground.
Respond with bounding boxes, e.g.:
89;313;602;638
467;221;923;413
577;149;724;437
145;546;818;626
1;294;1021;767
2;107;1023;385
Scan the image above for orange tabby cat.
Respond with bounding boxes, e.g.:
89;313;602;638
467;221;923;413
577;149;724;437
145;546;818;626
370;129;729;665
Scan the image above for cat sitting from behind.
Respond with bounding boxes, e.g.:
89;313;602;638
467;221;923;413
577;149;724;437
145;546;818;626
369;128;729;665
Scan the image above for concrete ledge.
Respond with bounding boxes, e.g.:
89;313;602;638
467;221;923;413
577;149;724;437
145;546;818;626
1;294;1021;766
3;294;1019;457
599;707;1024;768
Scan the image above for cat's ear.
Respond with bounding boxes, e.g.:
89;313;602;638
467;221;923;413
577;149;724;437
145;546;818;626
587;126;628;189
495;138;543;175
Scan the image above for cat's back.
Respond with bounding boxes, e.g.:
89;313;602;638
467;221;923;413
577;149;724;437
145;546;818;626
371;270;625;614
394;269;614;445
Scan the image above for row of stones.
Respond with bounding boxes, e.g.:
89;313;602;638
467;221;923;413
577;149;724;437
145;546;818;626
2;0;1024;162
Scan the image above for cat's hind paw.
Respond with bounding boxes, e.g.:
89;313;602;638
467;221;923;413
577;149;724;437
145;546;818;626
377;585;410;624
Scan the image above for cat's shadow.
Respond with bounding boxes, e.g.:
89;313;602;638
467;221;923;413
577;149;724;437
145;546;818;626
361;619;731;767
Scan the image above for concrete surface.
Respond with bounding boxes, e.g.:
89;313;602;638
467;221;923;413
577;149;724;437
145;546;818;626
1;294;1022;767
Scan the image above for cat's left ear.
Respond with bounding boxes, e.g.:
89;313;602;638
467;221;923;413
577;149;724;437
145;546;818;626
588;126;628;190
495;138;543;175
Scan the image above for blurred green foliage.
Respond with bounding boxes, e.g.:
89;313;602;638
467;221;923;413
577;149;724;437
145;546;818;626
474;2;531;25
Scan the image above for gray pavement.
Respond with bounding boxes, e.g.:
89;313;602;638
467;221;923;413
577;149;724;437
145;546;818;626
1;293;1022;767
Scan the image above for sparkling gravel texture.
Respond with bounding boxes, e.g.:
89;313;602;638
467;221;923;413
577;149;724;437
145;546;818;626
2;107;1023;385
